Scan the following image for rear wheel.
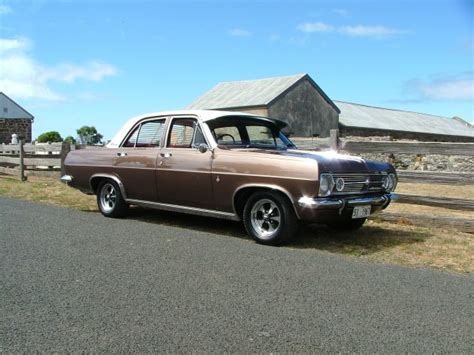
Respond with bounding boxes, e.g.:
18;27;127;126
97;180;128;218
243;191;298;245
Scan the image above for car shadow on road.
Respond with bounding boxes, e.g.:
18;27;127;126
294;221;431;256
123;207;430;256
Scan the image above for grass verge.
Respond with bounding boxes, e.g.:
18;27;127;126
0;175;472;273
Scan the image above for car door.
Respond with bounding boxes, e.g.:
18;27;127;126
113;118;167;201
156;116;214;209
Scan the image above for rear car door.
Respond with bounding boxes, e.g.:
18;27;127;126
113;118;167;201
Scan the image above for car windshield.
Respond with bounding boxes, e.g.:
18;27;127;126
206;116;296;150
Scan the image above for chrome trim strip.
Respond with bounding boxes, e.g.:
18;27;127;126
60;175;73;183
126;199;240;221
89;173;128;200
215;171;317;181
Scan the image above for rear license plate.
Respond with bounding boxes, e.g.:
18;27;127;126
352;205;371;219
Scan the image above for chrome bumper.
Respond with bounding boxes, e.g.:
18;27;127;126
60;175;73;184
298;193;395;209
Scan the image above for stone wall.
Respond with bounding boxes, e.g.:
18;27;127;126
339;136;474;172
268;78;339;138
0;119;32;144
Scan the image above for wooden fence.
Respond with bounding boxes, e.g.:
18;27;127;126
0;141;71;180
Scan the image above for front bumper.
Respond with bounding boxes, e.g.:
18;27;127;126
298;193;395;209
296;193;396;222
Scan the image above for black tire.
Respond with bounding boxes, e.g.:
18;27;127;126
243;190;299;245
96;179;128;218
327;217;366;231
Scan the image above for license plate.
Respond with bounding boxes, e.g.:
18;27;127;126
352;205;371;219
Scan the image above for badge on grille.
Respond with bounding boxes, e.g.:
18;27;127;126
335;177;345;191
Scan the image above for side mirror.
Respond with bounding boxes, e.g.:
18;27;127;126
198;143;208;153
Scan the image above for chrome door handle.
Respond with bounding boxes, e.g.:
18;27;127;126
117;152;127;157
160;152;172;158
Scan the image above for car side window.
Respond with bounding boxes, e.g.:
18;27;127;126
213;126;242;145
168;118;206;148
123;119;165;148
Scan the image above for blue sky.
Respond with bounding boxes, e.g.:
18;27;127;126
1;0;473;140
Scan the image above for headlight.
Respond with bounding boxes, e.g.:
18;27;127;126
381;175;389;190
386;173;397;192
319;174;335;197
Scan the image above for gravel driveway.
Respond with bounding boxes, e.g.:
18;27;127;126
0;197;472;352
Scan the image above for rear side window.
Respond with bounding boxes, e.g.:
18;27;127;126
123;119;165;148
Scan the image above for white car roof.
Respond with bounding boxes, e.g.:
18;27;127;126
107;109;281;148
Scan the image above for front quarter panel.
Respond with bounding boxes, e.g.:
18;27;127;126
211;149;319;213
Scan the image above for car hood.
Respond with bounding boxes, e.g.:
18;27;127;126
241;148;394;173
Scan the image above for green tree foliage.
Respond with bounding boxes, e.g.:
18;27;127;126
64;136;77;144
36;131;63;143
76;126;103;145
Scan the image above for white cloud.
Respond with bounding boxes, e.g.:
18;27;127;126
333;8;349;17
0;4;12;15
228;28;252;37
0;37;117;101
408;73;474;101
297;22;334;33
339;25;406;38
0;37;31;51
297;22;406;39
40;62;117;83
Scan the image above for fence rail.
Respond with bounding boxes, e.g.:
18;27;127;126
291;132;474;156
0;141;70;180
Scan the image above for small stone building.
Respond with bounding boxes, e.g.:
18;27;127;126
335;101;474;142
187;73;340;137
0;92;34;144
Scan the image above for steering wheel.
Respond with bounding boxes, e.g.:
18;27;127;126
217;133;236;143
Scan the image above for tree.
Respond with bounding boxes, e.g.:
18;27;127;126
76;126;103;145
64;136;76;144
36;131;63;143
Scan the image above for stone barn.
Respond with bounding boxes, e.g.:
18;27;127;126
0;92;34;144
335;101;474;143
187;74;340;137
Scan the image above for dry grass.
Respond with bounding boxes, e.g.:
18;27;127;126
0;175;472;273
0;175;96;211
396;182;474;199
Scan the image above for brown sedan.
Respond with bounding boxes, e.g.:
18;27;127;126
62;110;397;245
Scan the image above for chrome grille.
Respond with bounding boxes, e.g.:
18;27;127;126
332;173;386;195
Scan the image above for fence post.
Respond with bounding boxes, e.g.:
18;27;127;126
330;129;339;151
60;142;71;177
19;140;26;181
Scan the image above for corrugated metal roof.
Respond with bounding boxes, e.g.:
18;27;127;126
187;74;307;109
335;101;473;138
0;92;34;120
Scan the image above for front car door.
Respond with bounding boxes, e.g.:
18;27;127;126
156;116;214;209
113;117;167;201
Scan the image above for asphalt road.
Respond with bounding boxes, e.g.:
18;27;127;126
0;197;472;353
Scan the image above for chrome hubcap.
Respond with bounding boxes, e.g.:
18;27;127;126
250;199;281;240
100;183;117;212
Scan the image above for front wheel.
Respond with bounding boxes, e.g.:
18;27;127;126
243;191;299;245
97;180;128;218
